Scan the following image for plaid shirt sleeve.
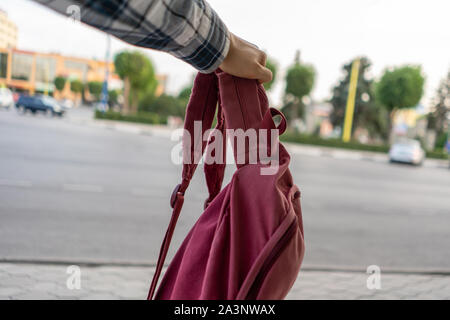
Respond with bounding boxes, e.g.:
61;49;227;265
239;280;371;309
33;0;230;73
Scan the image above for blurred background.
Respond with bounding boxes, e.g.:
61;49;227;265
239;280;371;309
0;0;449;299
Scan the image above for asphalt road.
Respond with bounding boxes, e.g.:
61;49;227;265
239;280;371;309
1;108;449;271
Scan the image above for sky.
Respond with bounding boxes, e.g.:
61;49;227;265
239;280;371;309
1;0;449;108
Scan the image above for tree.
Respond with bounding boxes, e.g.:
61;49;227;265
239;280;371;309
70;79;83;106
139;94;185;118
376;66;425;112
87;81;103;101
375;66;425;139
177;84;192;108
114;50;158;114
108;89;120;107
263;58;277;91
178;86;192;101
282;51;315;123
54;76;67;92
430;71;450;147
70;79;83;94
330;57;388;141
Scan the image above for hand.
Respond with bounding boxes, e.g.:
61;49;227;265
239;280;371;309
219;33;272;84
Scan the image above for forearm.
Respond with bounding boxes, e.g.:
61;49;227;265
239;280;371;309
32;0;230;73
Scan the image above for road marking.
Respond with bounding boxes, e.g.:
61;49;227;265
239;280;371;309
0;179;32;188
131;188;155;196
332;151;364;161
63;184;103;193
286;144;322;157
114;124;142;135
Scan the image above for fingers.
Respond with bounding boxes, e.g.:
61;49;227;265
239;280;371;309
257;65;273;84
255;50;270;83
219;32;272;84
257;50;267;67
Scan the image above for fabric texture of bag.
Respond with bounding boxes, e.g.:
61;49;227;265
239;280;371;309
147;71;305;300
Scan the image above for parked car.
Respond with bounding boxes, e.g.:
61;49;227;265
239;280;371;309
389;139;425;165
0;87;15;109
16;95;65;116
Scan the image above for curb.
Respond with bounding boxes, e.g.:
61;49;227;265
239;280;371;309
285;142;448;169
2;258;450;276
66;117;173;138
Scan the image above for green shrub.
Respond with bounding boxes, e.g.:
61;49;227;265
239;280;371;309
70;79;83;93
426;149;449;160
87;81;103;101
435;132;448;149
280;132;390;153
108;89;120;106
281;132;450;160
95;110;167;125
139;94;185;118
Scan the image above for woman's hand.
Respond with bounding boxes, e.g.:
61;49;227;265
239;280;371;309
219;33;272;83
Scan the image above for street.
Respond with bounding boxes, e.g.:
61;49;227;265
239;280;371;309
0;108;449;272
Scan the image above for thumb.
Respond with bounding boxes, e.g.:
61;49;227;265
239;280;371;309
257;65;273;84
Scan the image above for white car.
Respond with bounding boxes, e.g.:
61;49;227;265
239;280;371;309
389;139;425;165
0;87;14;109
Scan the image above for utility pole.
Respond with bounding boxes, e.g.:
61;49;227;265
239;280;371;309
100;35;111;112
342;58;360;142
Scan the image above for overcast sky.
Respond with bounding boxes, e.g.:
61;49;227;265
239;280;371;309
1;0;449;108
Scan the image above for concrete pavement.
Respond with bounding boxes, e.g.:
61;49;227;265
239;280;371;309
1;262;449;300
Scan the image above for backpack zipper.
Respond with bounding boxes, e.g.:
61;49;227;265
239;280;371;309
245;219;298;299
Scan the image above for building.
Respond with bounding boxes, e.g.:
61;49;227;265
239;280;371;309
0;9;18;49
304;101;333;137
0;48;166;102
0;47;118;101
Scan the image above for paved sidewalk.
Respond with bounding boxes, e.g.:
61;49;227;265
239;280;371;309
1;263;449;300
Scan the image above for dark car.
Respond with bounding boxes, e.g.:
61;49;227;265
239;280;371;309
16;95;65;116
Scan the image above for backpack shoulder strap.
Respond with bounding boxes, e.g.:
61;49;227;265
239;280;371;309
203;97;227;209
148;72;219;300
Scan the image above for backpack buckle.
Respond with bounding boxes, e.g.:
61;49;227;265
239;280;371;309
170;184;182;208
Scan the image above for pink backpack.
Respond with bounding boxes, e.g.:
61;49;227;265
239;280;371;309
148;71;305;300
